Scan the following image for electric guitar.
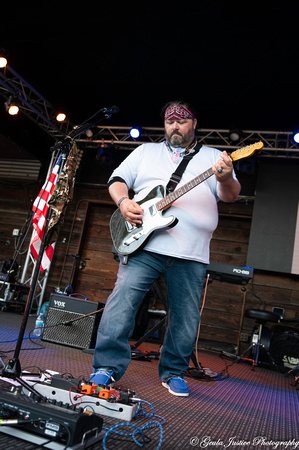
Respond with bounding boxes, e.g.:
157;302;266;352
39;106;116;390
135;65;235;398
110;141;264;255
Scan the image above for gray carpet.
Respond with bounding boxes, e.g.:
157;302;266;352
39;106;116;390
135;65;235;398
0;311;299;449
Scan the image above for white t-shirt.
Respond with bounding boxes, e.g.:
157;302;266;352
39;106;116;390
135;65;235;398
109;141;236;264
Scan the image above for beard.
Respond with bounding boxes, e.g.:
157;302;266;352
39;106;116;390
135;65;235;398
165;129;195;148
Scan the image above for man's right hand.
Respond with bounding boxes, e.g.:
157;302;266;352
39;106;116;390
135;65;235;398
120;198;144;227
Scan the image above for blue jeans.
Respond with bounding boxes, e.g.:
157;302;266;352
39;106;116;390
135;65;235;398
93;250;207;382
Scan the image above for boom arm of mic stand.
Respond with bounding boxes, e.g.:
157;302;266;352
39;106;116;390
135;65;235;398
59;307;104;326
70;113;112;140
50;109;115;152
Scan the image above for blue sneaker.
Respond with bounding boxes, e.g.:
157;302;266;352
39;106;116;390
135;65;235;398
88;369;115;386
162;377;189;397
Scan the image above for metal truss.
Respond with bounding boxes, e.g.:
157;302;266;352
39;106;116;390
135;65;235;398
76;126;299;158
0;65;73;140
1;65;298;159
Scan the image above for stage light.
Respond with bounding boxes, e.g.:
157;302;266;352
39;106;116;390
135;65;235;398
293;132;299;144
0;56;7;68
4;96;19;115
130;127;140;139
229;129;241;142
0;49;7;68
56;112;66;122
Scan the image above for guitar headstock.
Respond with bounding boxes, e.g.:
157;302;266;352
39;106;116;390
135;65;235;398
231;141;264;161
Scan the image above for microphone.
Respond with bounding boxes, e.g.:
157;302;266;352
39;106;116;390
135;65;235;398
100;106;119;114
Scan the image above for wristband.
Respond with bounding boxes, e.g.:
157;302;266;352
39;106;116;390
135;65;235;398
117;196;129;208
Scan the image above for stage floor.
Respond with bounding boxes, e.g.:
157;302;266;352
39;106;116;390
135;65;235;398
0;311;299;449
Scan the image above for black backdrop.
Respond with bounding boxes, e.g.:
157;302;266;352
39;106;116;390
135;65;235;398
247;159;299;274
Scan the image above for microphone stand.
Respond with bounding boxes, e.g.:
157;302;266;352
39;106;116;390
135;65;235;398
1;205;53;399
1;107;118;398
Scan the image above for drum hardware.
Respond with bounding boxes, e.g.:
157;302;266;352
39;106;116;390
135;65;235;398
237;309;280;370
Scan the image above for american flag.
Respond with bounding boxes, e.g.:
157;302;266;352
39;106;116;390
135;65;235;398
30;155;63;271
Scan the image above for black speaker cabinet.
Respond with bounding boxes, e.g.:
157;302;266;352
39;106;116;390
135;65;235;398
42;294;104;349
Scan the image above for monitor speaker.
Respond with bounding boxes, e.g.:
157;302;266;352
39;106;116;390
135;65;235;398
42;294;104;349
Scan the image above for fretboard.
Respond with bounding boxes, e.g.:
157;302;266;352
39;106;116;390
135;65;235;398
156;167;214;211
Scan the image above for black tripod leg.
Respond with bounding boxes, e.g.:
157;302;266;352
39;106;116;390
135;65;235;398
266;350;279;371
131;316;167;350
237;343;253;363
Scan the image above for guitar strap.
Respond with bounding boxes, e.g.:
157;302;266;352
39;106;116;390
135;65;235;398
166;142;201;194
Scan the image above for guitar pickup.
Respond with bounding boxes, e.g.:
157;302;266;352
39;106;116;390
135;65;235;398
149;205;157;216
124;230;145;246
125;221;136;232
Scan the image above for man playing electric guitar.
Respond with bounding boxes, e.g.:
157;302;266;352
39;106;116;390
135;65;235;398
90;100;241;397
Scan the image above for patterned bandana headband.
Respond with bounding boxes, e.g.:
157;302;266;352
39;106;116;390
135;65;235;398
164;105;195;121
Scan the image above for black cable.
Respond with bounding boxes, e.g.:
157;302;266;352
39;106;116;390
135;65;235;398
249;279;266;309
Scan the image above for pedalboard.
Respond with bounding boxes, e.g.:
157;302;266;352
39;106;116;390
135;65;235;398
23;372;138;422
0;370;139;448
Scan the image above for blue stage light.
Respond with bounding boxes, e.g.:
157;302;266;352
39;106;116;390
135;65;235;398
130;128;140;139
293;132;299;144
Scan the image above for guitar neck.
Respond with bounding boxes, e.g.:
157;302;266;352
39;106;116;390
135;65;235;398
157;167;214;211
155;141;264;212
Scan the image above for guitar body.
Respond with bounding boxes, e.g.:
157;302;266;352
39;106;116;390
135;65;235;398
110;141;264;256
110;185;178;255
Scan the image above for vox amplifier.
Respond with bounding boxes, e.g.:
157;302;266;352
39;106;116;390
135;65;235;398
42;294;104;349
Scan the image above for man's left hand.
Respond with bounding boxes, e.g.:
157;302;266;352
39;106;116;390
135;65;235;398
213;151;233;182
